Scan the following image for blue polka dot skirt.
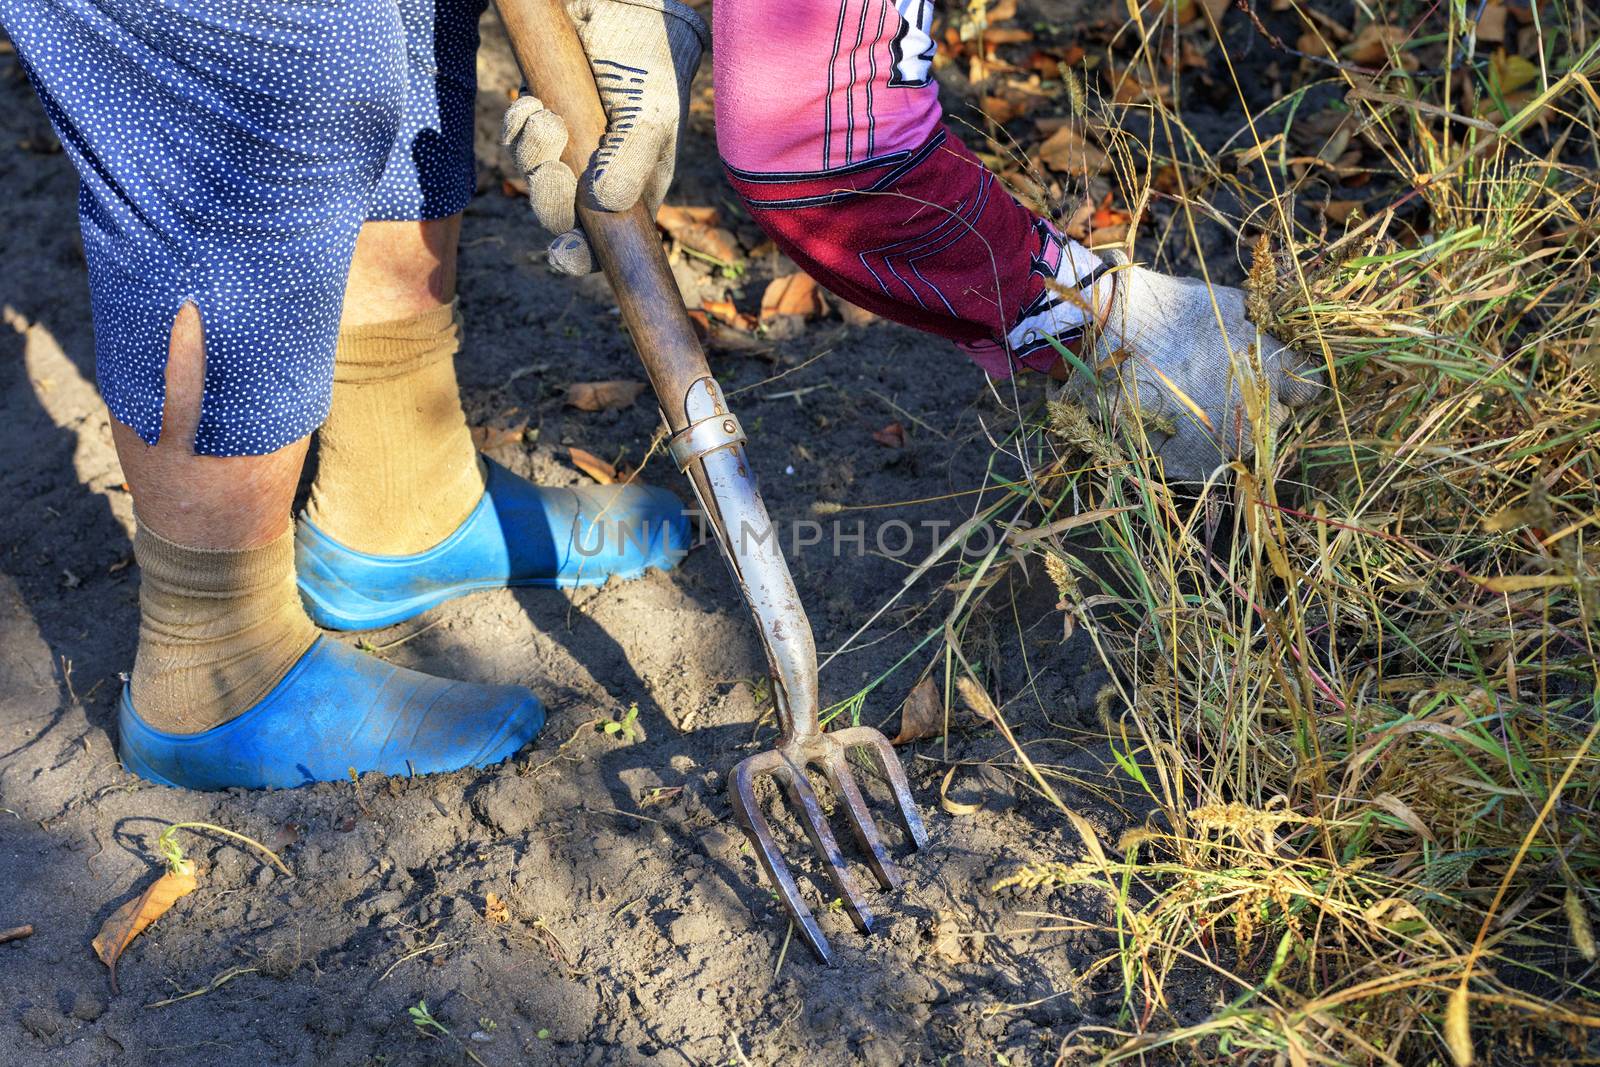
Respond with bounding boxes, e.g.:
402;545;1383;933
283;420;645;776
1;0;488;456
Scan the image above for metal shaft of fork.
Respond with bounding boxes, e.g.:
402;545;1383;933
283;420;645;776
669;376;818;741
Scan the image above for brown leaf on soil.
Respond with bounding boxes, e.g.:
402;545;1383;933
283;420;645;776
872;421;907;448
1062;199;1095;242
1173;0;1227;25
92;868;198;993
1475;2;1508;44
568;447;618;485
981;95;1023;124
837;300;879;327
1036;125;1110;175
1344;23;1405;66
983;27;1032;45
698;318;777;359
483;892;511;924
1091;193;1130;230
760;273;826;322
1090;224;1129;248
701;299;741;325
1320;199;1364;224
1489;49;1538;97
566;380;647;412
470;413;529;452
892;677;944;745
1297;30;1339;61
654;204;719;236
676;224;742;264
1109;67;1172;104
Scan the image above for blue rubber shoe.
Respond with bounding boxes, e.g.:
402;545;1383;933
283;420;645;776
296;457;692;631
118;636;545;790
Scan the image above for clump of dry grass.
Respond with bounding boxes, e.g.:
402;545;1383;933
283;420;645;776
967;7;1600;1065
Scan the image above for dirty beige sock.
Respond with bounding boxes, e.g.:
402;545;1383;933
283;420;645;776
303;301;487;555
130;523;319;734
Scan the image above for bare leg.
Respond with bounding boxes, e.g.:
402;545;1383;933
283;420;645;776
113;303;307;547
342;215;461;326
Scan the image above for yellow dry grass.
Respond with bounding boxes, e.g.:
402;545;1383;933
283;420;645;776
955;3;1600;1063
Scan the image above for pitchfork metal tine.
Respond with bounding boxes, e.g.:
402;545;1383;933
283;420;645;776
821;749;900;891
729;753;833;963
778;757;877;935
829;726;931;849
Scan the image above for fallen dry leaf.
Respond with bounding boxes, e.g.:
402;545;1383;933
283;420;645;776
483;892;511;924
1090;192;1130;230
939;766;982;817
566;380;647;413
92;868;198;993
470;414;528;453
837;300;878;327
1476;2;1508;44
1489;48;1538;98
1345;22;1406;66
654;204;719;236
760;273;827;322
1297;30;1339;61
1109;67;1172;104
872;421;907;448
1090;223;1129;248
1087;193;1132;244
568;447;618;485
1320;199;1364;224
688;311;777;359
981;94;1024;124
676;224;742;264
982;26;1032;45
892;677;944;745
1036;125;1110;175
1062;198;1095;242
1174;0;1229;25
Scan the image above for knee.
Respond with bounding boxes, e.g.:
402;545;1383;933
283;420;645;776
342;216;462;326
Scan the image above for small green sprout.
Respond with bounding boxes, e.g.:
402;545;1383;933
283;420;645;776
602;702;641;743
408;1000;446;1037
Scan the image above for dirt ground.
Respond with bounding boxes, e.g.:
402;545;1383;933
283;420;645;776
0;6;1270;1065
0;10;1139;1067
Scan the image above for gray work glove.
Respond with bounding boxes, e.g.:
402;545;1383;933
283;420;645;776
1058;250;1324;483
500;0;708;275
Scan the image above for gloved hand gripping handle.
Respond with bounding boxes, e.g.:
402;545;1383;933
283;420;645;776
495;0;925;963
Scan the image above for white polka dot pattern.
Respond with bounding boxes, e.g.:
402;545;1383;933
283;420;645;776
370;0;488;221
1;0;486;456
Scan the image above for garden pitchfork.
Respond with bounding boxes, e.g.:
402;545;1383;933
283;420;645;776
496;0;928;962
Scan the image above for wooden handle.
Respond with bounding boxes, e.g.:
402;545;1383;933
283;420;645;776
495;0;710;433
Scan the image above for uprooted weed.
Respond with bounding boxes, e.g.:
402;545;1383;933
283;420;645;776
946;2;1600;1063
